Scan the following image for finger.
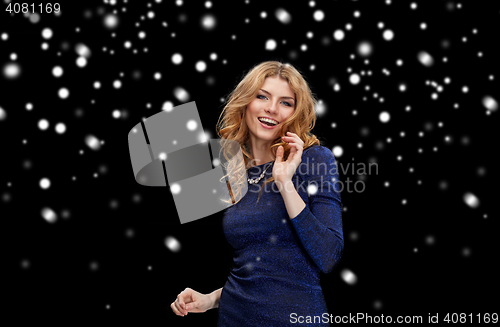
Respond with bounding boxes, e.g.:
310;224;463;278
184;293;195;307
176;295;188;315
286;142;296;160
294;143;304;156
287;142;300;151
178;293;186;310
282;137;297;145
185;301;196;311
276;145;284;163
285;134;304;147
288;143;303;166
287;142;303;148
287;132;301;143
171;302;185;316
175;299;187;315
171;302;181;316
286;132;304;143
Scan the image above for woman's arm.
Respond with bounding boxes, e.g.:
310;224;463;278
208;287;223;309
284;145;344;274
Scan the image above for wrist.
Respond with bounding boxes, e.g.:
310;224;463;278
277;179;294;193
208;290;219;309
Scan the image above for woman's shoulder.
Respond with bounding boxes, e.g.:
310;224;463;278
302;144;335;161
297;144;338;180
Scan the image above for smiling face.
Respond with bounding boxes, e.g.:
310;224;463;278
245;75;295;147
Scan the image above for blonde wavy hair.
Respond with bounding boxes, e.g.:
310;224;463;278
216;61;322;205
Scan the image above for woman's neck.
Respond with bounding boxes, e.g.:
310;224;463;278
248;140;273;167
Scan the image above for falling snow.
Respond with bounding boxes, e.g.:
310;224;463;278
2;1;497;320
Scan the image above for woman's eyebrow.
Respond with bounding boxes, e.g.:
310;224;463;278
259;89;295;101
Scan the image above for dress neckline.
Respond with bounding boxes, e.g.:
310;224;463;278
247;160;274;170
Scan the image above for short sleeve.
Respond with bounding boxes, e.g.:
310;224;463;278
289;145;344;274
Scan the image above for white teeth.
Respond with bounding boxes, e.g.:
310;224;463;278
258;117;278;125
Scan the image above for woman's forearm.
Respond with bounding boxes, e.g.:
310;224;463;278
209;287;223;309
279;180;306;219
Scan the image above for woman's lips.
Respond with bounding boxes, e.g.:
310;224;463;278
257;118;278;129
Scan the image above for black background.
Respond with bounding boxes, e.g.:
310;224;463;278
2;0;499;325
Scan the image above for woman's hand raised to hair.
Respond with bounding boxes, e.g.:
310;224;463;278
171;287;214;317
273;131;304;188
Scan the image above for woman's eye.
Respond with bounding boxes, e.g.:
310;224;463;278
256;95;293;107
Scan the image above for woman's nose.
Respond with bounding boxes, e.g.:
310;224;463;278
266;101;279;114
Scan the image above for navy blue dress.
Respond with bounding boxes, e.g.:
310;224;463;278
217;145;344;326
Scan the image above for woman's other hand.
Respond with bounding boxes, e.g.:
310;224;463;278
171;287;214;316
274;131;304;186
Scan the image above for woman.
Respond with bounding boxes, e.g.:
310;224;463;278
171;61;344;326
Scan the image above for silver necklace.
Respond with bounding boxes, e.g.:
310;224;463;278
247;162;273;184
